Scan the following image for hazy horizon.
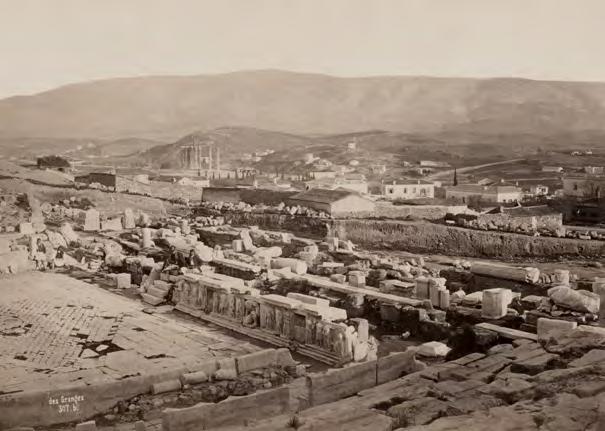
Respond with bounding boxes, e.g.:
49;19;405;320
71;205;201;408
5;68;605;101
2;0;605;98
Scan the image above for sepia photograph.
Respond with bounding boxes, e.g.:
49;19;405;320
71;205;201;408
1;0;605;429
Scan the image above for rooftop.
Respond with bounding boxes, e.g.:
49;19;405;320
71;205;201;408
289;188;367;204
386;178;434;186
446;184;521;194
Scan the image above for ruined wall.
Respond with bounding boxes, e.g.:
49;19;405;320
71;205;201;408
117;177;201;202
240;189;297;206
162;387;291;431
222;212;329;238
202;188;297;206
331;219;605;258
201;187;242;203
362;203;472;220
450;212;563;236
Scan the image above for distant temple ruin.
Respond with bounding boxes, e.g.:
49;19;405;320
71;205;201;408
180;139;221;172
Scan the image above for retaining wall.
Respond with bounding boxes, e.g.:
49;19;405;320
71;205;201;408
117;177;201;202
161;387;291;431
331;219;605;258
361;203;472;220
0;368;185;429
306;360;377;406
214;211;605;258
221;211;330;239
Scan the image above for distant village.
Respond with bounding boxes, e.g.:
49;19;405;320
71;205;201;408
33;141;605;235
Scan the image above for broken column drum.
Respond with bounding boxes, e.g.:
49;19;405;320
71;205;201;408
141;228;153;248
481;288;511;319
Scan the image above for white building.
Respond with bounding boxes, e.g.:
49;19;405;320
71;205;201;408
310;170;337;179
420;160;450;168
529;184;549;196
445;184;522;204
541;166;563;173
382;179;435;200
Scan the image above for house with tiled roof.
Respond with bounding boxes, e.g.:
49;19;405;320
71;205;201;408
381;179;435;200
287;188;375;216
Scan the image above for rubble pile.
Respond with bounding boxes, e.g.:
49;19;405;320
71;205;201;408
199;200;331;218
565;227;605;240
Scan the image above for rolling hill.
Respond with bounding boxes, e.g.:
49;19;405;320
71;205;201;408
2;70;605;140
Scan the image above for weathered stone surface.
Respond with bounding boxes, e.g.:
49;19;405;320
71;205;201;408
115;273;131;289
240;229;255;251
236;349;278;373
548;285;600;314
537;317;577;341
152;379;182;395
475;323;538;341
271;258;307;275
140;228;153;248
214;368;238;380
377;347;426;384
83;209;100;231
232;239;244;252
0;250;30;274
101;217;123;231
534;393;601;431
511;352;559;375
181;370;208;385
543;327;605;357
307;360;377;406
462;290;483;306
141;293;163;305
568;349;605;367
470;262;540;284
348;271;366;287
44;231;66;249
123;208;136;229
400;406;538;430
18;223;34;235
481;288;510;319
162;387;290;431
418;341;450;358
74;420;97;431
481;377;535;403
387;397;461;427
572;380;605;398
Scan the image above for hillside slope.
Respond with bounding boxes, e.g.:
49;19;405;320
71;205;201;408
2;70;605;139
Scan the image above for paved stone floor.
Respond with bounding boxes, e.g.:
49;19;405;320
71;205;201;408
0;272;261;395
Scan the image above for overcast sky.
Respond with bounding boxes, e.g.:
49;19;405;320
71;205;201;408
0;0;603;98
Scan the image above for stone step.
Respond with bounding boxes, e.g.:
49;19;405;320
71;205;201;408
475;322;538;341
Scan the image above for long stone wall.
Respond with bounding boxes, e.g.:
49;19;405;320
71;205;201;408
116;177;201;202
331;219;605;258
198;210;605;258
220;212;330;239
162;387;291;431
360;203;472;220
450;212;563;236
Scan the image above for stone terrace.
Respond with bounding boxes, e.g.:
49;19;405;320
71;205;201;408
0;272;261;395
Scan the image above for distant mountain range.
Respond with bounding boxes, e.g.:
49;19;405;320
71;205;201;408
2;70;605;140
